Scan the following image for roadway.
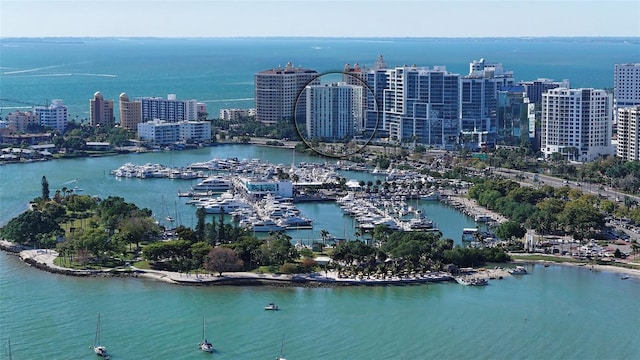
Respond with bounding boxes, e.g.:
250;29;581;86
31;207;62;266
489;167;640;204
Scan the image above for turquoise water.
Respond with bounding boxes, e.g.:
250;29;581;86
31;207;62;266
1;37;638;119
2;38;640;359
1;251;638;360
1;146;639;359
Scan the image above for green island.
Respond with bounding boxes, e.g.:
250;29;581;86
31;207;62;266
0;175;514;285
2;167;640;285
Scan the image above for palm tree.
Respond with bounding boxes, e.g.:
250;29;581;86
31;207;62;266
320;229;330;249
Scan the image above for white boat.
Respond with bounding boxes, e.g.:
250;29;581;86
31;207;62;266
265;302;279;311
455;276;488;286
93;313;110;359
405;217;435;231
277;215;313;229
474;214;493;222
198;312;214;353
621;275;630;280
192;176;231;192
420;191;440;201
508;266;528;275
250;219;286;232
202;197;252;214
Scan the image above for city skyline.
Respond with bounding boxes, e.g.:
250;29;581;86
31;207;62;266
1;0;639;38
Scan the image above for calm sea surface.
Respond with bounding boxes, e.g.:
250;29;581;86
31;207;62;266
1;38;639;359
1;37;638;119
1;145;639;360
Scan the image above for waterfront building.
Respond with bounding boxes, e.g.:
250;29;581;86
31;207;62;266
344;55;389;133
35;99;68;133
517;78;570;104
541;88;613;162
89;91;115;128
375;65;460;147
616;105;640;161
119;93;143;131
136;94;198;122
614;63;640;122
305;82;363;141
179;121;212;142
138;120;180;145
5;110;39;132
459;59;515;150
254;62;319;125
233;176;293;199
219;108;256;121
137;119;211;145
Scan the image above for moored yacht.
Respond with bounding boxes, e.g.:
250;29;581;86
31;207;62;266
245;219;286;232
202;198;252;214
277;215;313;229
192;176;231;192
508;266;528;275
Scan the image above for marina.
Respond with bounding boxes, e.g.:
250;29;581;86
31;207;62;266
109;156;473;238
1;35;639;360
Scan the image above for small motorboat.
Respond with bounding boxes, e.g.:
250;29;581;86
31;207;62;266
265;303;279;311
621;275;630;280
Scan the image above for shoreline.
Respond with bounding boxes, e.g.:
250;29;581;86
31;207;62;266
3;240;639;288
0;240;457;287
511;255;640;278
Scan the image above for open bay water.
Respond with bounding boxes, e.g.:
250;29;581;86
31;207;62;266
1;145;639;359
1;37;638;119
1;37;639;359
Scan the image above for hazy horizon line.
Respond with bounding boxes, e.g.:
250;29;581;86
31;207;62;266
2;35;639;40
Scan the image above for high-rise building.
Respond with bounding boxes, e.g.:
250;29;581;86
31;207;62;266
89;91;115;128
344;55;389;133
459;59;515;149
136;94;198;122
6;110;39;132
616;105;640;161
36;99;68;133
614;63;640;120
119;93;142;131
517;78;570;104
346;56;461;146
497;85;528;145
305;82;363;141
254;62;319;125
541;88;613;162
365;64;459;147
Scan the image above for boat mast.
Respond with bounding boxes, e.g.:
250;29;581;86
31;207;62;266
95;313;101;346
279;334;286;358
202;312;205;340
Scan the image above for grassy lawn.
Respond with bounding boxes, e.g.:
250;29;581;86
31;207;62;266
132;260;151;269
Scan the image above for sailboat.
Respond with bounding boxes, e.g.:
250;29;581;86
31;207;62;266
93;313;110;359
276;334;286;360
198;312;214;353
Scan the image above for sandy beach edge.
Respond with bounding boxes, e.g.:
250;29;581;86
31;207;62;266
511;255;640;279
1;240;458;287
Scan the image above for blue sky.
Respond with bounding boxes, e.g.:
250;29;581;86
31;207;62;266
1;0;639;38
